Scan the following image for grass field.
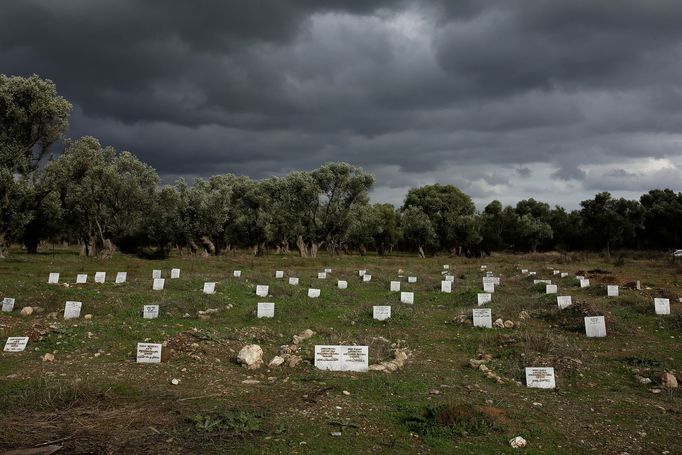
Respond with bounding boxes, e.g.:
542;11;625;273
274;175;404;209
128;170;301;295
1;248;681;454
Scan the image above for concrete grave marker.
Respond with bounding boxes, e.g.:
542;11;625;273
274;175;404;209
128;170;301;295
288;277;299;286
63;301;82;319
560;272;569;278
233;270;242;278
153;270;162;279
483;281;495;293
358;270;367;277
314;345;368;372
525;367;556;389
553;270;560;275
275;270;284;279
480;265;487;270
607;285;619;297
440;280;452;293
318;272;327;279
256;285;269;297
546;284;558;294
473;308;492;328
362;274;372;282
4;337;29;352
584;316;606;337
143;305;159;319
152;278;165;291
492;277;501;285
557;295;573;309
373;306;391;320
400;292;414;304
115;272;127;284
170;268;180;279
408;276;417;283
94;272;106;283
575;275;585;281
533;279;552;285
136;343;162;363
2;298;15;312
442;265;450;270
324;268;332;273
203;282;216;294
477;293;492;306
48;273;60;284
257;302;275;318
308;288;321;298
528;271;537;276
580;279;590;288
521;269;529;274
390;281;401;292
76;274;87;284
444;275;455;282
654;298;670;315
337;280;348;289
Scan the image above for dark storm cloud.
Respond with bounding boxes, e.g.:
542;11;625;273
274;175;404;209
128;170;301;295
1;0;681;207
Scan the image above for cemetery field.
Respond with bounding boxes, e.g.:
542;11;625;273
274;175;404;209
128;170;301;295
1;250;682;454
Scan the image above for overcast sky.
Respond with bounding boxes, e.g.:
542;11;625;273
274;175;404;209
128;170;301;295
2;1;682;209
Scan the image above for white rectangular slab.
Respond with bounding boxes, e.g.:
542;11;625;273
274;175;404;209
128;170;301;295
557;295;573;309
2;298;16;312
136;343;162;363
337;280;348;289
580;279;590;288
76;274;87;284
152;278;165;291
576;275;584;281
390;281;401;292
48;273;59;284
442;265;449;270
521;269;529;274
308;288;321;298
324;268;332;273
492;277;501;285
317;272;327;279
528;271;537;276
525;367;556;389
585;316;606;337
480;265;487;270
408;276;417;283
483;282;495;293
607;285;619;297
275;270;284;279
440;281;452;293
153;269;162;279
358;269;366;276
143;305;159;319
560;272;569;278
473;308;492;328
115;272;127;284
257;302;275;318
400;292;414;304
233;270;242;278
288;277;299;286
477;293;492;306
533;279;552;285
314;345;368;372
203;282;216;294
63;301;82;319
256;285;269;297
546;284;558;294
362;274;372;282
170;268;180;279
94;272;106;283
553;270;560;275
654;298;670;315
4;337;29;352
373;305;391;320
444;275;455;282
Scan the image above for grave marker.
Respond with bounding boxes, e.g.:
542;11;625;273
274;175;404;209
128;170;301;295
477;293;492;306
390;281;401;292
584;316;606;337
318;272;327;279
143;305;159;319
557;295;573;309
528;271;537;276
115;272;127;284
63;301;82;319
358;270;367;277
257;302;275;318
76;274;87;284
440;280;452;293
473;308;492;328
4;337;29;352
338;280;348;289
607;285;619;297
444;275;455;282
2;298;15;312
400;292;414;304
533;279;552;285
308;288;321;298
521;269;529;274
136;343;162;363
546;284;558;294
580;279;590;288
48;273;60;284
314;345;369;372
525;367;556;389
443;265;449;270
153;270;162;279
275;270;284;279
233;270;242;278
483;281;495;293
492;277;501;285
203;282;216;294
170;268;180;279
654;298;670;315
408;276;417;283
324;268;332;273
94;272;106;283
362;274;372;282
152;278;165;291
553;270;560;275
560;272;569;278
256;285;269;297
288;277;299;286
373;306;391;320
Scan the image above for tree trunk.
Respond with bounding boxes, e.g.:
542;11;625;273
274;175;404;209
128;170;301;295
417;245;425;258
188;239;199;255
201;236;216;255
310;242;319;258
359;244;367;256
25;237;39;254
296;235;308;257
0;231;8;258
281;240;289;254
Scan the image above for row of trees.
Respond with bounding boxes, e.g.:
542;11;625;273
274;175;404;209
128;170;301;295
2;74;681;258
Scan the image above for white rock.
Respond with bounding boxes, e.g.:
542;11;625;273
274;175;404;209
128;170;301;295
237;344;263;369
268;356;286;368
20;306;33;317
42;353;55;362
171;378;180;385
509;436;527;448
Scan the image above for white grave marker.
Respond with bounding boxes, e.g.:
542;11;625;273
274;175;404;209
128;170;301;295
580;279;590;288
480;265;487;270
170;268;180;279
443;265;450;270
373;306;391;320
546;284;558;294
256;285;269;297
362;274;372;282
607;285;619;297
143;305;159;319
576;275;584;281
654;298;670;315
76;274;87;284
358;269;367;277
557;295;573;309
521;269;529;274
534;279;552;285
444;275;455;282
528;271;537;276
233;270;242;278
94;272;106;283
257;302;275;318
152;278;165;291
408;276;417;283
317;272;327;279
477;293;492;306
440;280;452;293
136;343;162;363
2;298;15;312
48;273;59;284
203;282;216;294
473;308;492;328
584;316;606;337
390;281;401;292
275;270;284;279
525;367;556;389
115;272;127;284
308;288;321;298
337;280;348;289
483;282;495;293
492;277;501;285
3;337;29;352
324;268;332;273
400;292;414;304
314;345;368;372
153;270;162;279
63;301;82;319
288;277;299;286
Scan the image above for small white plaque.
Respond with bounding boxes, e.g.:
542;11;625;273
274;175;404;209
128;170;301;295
324;268;332;273
440;281;452;293
288;277;299;286
525;367;556;389
400;292;414;304
483;282;495;293
143;305;159;319
2;297;16;312
115;272;127;284
480;265;487;270
170;268;180;279
152;278;165;291
318;272;327;279
654;298;670;315
76;274;87;284
48;273;59;284
256;285;269;297
362;274;372;282
560;272;568;278
308;288;321;298
443;265;450;270
314;345;368;372
521;269;529;274
358;269;366;276
534;279;552;285
257;302;275;318
584;316;606;337
473;308;492;328
553;270;560;275
444;275;455;282
203;282;216;294
233;270;242;278
408;276;417;283
607;285;619;297
136;343;162;363
492;277;501;285
275;270;284;279
557;295;572;309
63;301;82;319
477;293;492;306
575;275;584;281
528;271;537;276
153;269;162;279
390;281;401;292
546;284;558;294
94;272;106;283
4;337;29;352
337;280;348;289
373;305;391;320
580;279;590;288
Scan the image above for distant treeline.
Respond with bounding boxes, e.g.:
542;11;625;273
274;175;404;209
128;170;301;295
2;75;681;259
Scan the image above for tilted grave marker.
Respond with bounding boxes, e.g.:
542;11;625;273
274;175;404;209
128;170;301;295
63;301;82;319
152;278;165;291
4;337;29;352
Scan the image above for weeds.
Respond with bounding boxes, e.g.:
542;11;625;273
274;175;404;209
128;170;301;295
190;410;262;434
403;402;500;439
